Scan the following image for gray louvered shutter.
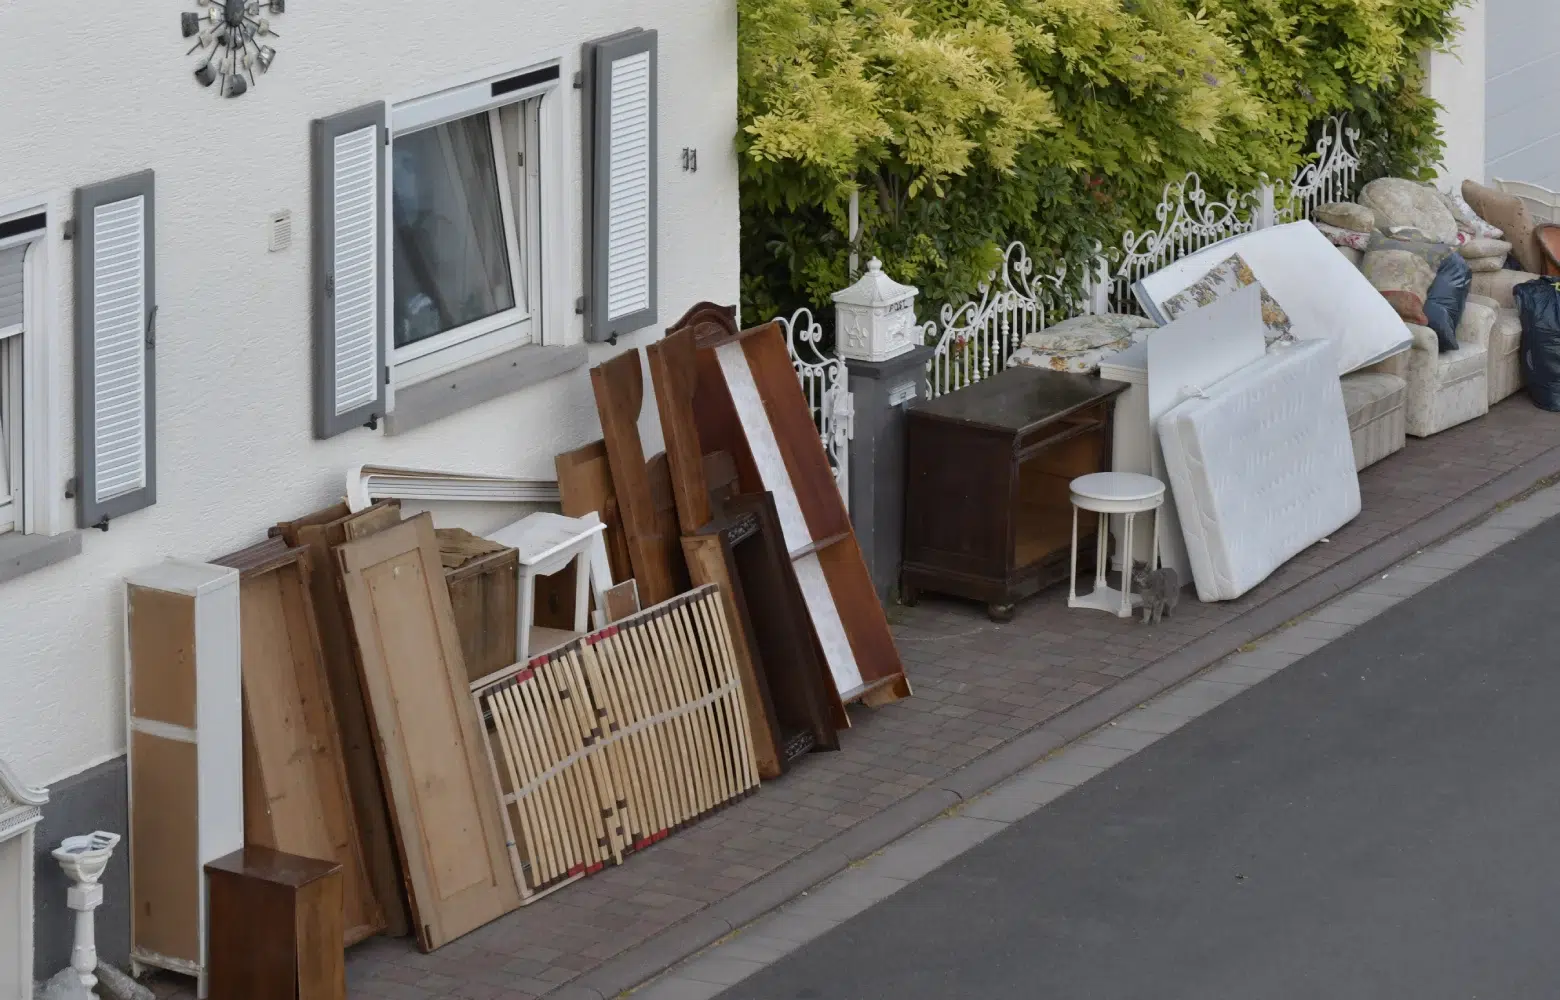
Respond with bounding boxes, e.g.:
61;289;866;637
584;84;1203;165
582;29;658;343
75;170;157;529
312;102;387;438
0;246;24;333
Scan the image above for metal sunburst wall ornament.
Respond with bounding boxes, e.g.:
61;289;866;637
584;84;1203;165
180;0;284;98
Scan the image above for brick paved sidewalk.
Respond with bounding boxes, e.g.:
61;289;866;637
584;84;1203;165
149;396;1560;1000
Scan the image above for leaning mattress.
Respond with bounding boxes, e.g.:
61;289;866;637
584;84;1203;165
1157;338;1360;602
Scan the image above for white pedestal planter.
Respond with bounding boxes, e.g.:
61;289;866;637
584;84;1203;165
0;755;50;999
53;832;120;994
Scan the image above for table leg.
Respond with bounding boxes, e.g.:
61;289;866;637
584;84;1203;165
1119;511;1135;617
1150;505;1161;573
1069;504;1079;604
1093;512;1108;591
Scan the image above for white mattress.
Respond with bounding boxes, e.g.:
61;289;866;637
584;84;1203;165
1132;222;1412;375
1157;338;1360;602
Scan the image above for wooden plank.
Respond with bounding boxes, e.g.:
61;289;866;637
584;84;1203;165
603;580;641;623
213;543;383;947
556;441;632;585
646;317;717;533
682;531;783;779
590;351;679;604
740;324;852;542
723;491;847;738
278;500;409;939
336;514;520;951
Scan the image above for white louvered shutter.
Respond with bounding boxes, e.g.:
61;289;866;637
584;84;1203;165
75;171;157;528
312;103;387;438
585;30;658;342
0;246;24;335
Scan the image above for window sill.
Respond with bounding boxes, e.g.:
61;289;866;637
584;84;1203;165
383;342;588;436
0;530;83;587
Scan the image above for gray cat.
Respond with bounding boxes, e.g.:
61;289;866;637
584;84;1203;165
1131;563;1180;624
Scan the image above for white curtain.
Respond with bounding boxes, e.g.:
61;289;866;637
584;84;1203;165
391;113;515;348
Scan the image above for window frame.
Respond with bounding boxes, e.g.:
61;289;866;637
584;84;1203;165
386;61;561;391
0;199;58;538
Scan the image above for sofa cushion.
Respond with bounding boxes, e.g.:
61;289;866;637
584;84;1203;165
1460;236;1512;261
1156;253;1295;344
1340;371;1407;430
1442;187;1505;239
1007;312;1155;373
1314;221;1372;250
1313;202;1377;234
1463;180;1542;273
1362;246;1439;325
1360;178;1460;245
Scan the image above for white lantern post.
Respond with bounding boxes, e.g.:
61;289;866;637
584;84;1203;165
831;257;920;363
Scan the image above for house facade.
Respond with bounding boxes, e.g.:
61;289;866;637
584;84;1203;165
0;0;737;979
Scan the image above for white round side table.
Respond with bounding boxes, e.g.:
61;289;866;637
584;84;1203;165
1068;472;1165;618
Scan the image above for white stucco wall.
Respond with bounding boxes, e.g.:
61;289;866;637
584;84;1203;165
1425;0;1488;187
1485;0;1560;187
0;0;739;787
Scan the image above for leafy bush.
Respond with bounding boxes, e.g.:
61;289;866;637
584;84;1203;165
738;0;1464;324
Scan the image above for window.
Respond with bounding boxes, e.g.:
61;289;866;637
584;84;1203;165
390;97;543;384
0;218;42;536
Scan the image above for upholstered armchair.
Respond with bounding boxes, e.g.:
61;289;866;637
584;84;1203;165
1369;296;1496;437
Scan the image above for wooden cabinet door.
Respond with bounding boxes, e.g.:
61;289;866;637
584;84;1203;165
336;514;520;950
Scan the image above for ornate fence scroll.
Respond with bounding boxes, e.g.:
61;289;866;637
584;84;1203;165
1277;115;1362;224
1107;172;1264;314
920;242;1088;399
776;308;852;506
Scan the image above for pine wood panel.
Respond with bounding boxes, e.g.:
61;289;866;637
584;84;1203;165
278;500;408;938
214;540;383;947
681;531;782;778
337;514;520;950
646;317;715;533
556;441;633;585
591;350;679;604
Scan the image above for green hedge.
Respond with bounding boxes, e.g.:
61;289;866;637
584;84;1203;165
738;0;1464;323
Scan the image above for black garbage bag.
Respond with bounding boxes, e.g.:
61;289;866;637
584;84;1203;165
1423;252;1472;351
1514;277;1560;412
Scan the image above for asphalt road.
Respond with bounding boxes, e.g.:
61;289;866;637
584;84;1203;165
719;514;1560;1000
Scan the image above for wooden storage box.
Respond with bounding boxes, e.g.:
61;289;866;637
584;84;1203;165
903;368;1127;621
205;847;345;1000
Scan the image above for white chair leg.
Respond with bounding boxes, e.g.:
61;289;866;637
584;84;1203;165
572;552;592;634
586;534;614;629
516;569;537;666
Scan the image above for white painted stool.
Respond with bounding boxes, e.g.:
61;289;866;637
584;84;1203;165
1067;472;1165;618
484;511;613;671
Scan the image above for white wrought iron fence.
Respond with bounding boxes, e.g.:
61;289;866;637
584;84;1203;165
775;308;852;506
777;115;1363;453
